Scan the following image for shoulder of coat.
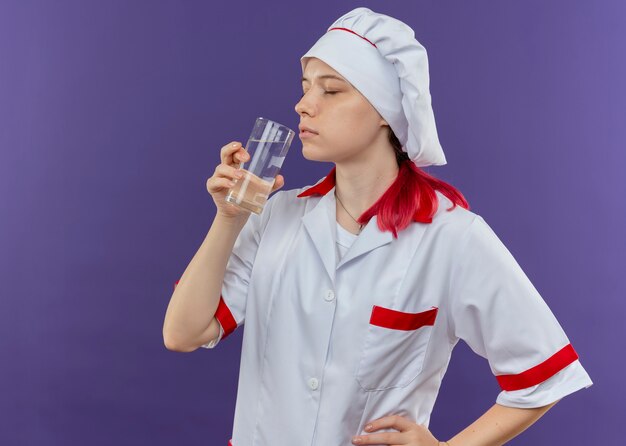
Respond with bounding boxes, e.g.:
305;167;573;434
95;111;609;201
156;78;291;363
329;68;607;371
269;186;310;211
431;189;479;234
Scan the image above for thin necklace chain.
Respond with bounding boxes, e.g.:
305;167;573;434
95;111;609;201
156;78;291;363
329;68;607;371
334;190;364;233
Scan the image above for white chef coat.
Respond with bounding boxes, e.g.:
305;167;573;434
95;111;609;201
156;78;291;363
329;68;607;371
189;169;593;446
200;221;358;351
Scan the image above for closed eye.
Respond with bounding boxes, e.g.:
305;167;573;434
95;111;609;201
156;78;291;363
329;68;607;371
300;91;339;98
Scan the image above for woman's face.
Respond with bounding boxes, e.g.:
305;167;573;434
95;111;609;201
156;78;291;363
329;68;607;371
294;57;388;163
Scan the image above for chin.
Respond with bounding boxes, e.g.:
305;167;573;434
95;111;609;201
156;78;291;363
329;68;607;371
302;144;330;162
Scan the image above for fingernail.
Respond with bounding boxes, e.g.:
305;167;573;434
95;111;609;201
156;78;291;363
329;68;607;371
232;142;239;147
235;171;244;178
365;424;373;431
352;437;362;443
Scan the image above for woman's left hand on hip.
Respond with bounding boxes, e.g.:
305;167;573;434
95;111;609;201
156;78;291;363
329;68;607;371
352;414;440;445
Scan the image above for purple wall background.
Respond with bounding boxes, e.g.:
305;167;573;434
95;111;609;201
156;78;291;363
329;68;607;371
1;1;624;444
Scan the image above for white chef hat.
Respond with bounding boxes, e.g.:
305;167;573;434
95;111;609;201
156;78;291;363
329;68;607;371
301;7;447;167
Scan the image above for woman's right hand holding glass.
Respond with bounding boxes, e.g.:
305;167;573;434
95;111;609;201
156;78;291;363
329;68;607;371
207;141;284;220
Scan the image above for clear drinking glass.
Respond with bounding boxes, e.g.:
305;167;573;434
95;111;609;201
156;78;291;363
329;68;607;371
225;117;295;214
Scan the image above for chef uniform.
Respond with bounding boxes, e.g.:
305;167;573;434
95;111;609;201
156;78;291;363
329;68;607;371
185;7;593;445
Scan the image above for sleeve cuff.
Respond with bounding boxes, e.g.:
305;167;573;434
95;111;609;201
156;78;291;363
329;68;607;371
214;295;238;339
495;359;593;408
201;322;224;349
495;343;579;391
200;295;238;349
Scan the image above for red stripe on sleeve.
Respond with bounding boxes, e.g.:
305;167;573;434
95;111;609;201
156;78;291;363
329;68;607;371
214;295;238;339
496;343;579;391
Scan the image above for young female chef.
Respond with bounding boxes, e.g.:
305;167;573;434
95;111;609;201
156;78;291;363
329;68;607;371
163;7;593;446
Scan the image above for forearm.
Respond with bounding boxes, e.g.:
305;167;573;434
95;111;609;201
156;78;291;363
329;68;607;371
162;213;248;349
445;399;560;446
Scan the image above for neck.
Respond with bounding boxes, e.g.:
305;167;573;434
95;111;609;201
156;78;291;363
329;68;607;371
334;153;399;219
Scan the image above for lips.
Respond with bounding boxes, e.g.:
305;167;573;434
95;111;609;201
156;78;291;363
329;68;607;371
298;125;318;134
299;129;318;139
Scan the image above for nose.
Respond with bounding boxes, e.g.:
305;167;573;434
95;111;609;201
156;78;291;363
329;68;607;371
295;92;315;117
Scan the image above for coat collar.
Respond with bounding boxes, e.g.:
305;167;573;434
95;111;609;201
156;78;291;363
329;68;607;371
296;165;431;223
296;166;337;198
298;168;394;283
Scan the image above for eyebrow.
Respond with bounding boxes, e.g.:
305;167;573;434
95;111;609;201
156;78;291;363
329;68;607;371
301;74;347;83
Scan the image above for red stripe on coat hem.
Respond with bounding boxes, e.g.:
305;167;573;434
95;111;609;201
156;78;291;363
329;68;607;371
496;343;579;391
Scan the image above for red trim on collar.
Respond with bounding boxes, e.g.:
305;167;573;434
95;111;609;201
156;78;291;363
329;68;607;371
328;27;377;48
297;167;337;197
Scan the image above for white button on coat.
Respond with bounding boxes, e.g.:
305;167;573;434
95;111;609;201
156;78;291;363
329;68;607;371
308;378;319;390
198;172;593;446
